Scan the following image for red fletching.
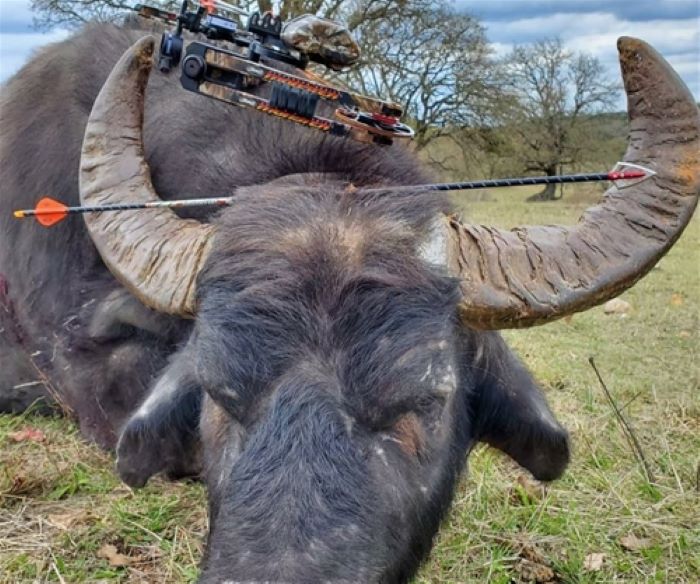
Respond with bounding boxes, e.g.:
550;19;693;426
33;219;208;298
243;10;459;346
34;197;69;227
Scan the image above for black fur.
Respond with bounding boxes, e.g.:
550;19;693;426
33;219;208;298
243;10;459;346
1;23;569;583
116;347;203;488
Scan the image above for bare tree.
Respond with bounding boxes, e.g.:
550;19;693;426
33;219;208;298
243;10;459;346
30;0;179;29
343;1;493;149
30;0;409;29
500;38;619;200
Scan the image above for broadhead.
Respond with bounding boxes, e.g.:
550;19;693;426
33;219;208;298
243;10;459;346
610;162;657;188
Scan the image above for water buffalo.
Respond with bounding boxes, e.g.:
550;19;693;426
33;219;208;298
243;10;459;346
1;21;698;583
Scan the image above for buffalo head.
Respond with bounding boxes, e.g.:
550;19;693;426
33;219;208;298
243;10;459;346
76;36;698;582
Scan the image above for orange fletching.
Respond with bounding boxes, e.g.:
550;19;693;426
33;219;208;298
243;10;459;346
34;197;68;227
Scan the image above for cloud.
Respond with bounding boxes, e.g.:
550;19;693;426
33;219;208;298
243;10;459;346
489;42;514;59
458;0;699;23
0;29;71;82
477;8;699;108
0;1;71;83
483;11;699;50
563;19;698;77
0;0;36;33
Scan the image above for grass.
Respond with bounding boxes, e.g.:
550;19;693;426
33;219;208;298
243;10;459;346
1;184;698;583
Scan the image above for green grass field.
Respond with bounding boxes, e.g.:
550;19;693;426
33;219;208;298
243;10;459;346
1;185;698;583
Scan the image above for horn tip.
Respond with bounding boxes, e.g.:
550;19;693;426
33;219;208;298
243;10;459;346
617;36;645;52
616;36;659;71
134;35;156;64
617;34;698;118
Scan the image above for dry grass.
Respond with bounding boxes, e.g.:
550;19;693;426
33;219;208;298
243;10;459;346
0;415;206;583
1;184;698;583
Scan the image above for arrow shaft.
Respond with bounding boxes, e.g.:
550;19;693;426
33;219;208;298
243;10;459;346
430;172;615;191
367;171;646;194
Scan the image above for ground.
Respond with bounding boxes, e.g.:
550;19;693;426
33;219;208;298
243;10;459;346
1;184;698;583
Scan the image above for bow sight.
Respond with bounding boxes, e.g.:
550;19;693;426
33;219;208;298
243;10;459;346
134;1;414;145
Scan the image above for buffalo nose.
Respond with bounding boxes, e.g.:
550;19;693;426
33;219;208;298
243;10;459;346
201;378;389;583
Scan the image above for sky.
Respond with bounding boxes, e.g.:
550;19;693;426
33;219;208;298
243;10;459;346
0;0;698;108
459;0;699;106
0;1;71;82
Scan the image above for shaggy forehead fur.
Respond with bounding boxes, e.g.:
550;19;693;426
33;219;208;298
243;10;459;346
196;174;461;426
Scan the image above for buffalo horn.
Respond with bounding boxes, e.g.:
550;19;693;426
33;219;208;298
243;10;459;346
429;37;699;329
79;36;215;316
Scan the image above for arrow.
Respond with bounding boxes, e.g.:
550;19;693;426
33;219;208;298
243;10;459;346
13;163;654;227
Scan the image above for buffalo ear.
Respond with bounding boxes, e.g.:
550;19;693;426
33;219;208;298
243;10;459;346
464;333;570;481
116;356;202;487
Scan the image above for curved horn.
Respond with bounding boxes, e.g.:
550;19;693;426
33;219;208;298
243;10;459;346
79;37;215;316
437;37;699;329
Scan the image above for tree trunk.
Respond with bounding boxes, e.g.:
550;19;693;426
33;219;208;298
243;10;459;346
527;165;560;202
